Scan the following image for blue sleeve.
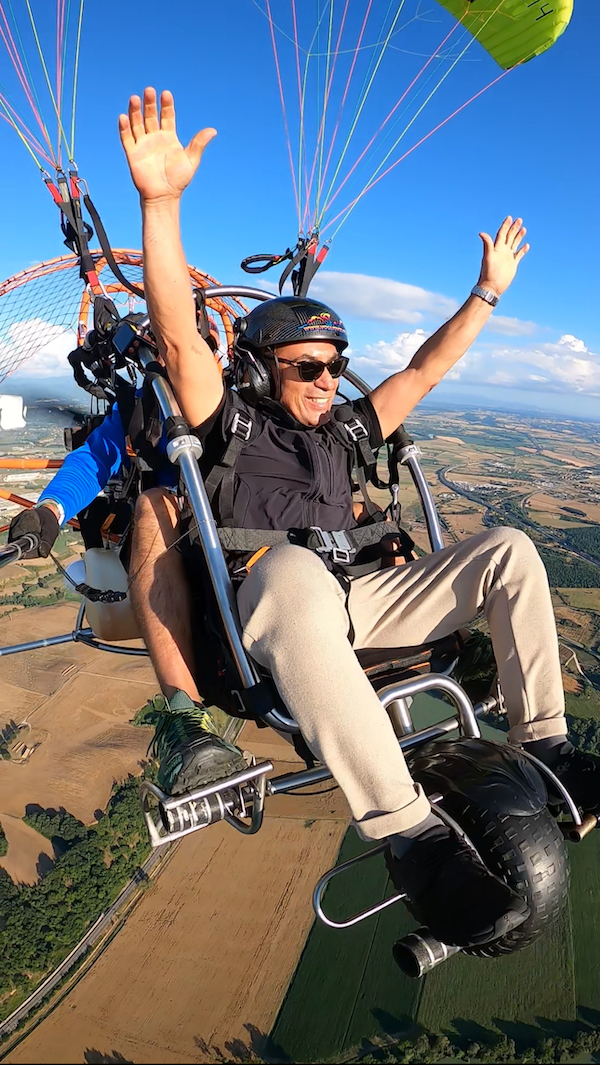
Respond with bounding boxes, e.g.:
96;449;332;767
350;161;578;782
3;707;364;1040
39;404;128;522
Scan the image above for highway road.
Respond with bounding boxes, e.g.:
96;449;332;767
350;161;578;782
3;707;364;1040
437;467;600;570
0;846;168;1039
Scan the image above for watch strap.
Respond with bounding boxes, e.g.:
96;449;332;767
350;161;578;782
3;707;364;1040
471;284;499;307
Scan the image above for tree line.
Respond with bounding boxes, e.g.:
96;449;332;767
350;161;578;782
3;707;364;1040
0;772;152;1018
356;1026;600;1063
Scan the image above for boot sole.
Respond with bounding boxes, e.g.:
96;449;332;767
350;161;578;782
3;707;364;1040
169;753;250;797
459;902;530;948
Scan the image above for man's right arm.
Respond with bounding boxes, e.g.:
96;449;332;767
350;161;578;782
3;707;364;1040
120;88;221;428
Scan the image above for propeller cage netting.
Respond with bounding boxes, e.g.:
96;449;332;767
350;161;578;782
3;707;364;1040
0;251;248;387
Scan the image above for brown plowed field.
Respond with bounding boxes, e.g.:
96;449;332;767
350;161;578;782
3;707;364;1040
5;724;350;1064
0;602;159;881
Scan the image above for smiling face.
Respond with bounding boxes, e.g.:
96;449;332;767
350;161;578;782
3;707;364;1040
274;340;342;427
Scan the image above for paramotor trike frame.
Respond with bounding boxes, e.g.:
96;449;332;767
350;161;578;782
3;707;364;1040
0;285;592;978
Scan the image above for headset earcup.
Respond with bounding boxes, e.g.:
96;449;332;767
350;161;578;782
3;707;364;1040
237;349;273;401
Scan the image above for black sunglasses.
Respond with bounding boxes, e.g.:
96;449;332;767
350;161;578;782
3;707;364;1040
269;353;349;382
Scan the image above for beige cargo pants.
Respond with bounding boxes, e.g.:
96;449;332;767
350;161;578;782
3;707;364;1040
237;527;567;842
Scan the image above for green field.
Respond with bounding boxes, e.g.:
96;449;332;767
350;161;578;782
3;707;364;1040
569;830;600;1027
270;720;600;1062
417;906;576;1041
269;831;422;1063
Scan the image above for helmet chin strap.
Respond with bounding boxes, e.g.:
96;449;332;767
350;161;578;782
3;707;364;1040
270;349;282;401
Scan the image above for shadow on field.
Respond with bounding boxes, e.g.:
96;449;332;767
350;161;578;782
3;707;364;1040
446;1018;498;1046
492;1015;588;1047
195;1025;291;1064
580;1007;600;1029
83;1051;133;1064
371;1007;422;1037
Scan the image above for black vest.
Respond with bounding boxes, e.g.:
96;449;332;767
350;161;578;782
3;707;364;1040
200;391;380;533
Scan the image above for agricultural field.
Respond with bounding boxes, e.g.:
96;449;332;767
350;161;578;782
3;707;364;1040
0;601;159;884
271;798;600;1064
1;403;600;1062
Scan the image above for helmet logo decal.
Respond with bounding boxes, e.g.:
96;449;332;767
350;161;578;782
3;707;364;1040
301;311;345;331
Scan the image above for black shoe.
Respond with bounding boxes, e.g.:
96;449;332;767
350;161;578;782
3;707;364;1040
550;745;600;815
151;691;249;797
386;825;529;948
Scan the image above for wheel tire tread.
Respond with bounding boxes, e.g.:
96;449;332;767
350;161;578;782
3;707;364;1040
441;799;569;958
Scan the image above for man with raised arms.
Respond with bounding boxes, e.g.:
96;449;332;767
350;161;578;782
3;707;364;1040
13;85;598;954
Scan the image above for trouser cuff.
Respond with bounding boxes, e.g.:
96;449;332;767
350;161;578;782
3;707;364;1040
509;718;568;744
353;783;431;842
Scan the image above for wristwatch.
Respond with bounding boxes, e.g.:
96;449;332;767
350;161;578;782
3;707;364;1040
471;284;500;307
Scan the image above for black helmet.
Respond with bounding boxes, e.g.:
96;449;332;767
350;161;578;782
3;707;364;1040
234;296;348;355
232;296;348;404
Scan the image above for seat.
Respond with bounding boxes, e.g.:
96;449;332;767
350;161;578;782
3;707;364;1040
356;632;463;691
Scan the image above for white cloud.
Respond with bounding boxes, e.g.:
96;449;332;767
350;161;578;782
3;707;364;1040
0;318;76;379
486;314;538;337
351;328;600;398
355;328;430;371
483;334;600;394
310;272;458;324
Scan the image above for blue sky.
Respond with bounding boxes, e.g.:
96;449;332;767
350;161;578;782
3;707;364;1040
0;0;598;417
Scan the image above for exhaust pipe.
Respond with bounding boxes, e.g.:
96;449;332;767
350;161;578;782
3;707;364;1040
561;811;599;843
392;928;461;978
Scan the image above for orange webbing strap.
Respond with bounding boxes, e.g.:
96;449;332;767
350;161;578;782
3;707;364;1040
245;545;271;572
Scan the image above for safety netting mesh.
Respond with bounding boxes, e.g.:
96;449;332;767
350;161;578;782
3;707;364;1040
0;251;248;386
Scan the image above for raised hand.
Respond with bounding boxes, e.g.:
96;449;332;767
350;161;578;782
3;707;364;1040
119;88;216;203
478;217;530;297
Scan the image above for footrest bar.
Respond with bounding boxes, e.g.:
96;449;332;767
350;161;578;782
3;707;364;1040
140;760;273;848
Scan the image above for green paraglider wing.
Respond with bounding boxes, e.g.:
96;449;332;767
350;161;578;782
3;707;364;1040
435;0;573;69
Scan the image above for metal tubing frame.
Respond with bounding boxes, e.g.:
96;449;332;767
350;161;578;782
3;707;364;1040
387;698;415;736
312;842;406;929
137;347;258;690
343;367;445;554
269;686;485;797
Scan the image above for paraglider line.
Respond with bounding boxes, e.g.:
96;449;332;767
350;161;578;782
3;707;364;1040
296;1;333;231
316;1;408;228
69;0;84;159
0;99;53;167
23;0;72;164
0;3;56;161
314;0;376;228
264;0;300;226
303;0;351;230
317;10;461;225
325;65;513;236
322;0;506;223
313;0;396;227
0;88;53;161
290;0;307;231
248;0;440;58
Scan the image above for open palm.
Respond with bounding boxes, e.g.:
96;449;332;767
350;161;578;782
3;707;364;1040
119;88;216;202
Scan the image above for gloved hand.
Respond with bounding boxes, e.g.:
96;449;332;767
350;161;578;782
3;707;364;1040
8;505;60;559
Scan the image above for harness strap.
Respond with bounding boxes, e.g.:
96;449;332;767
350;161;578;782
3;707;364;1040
217;521;401;557
83;192;145;299
204;402;257;521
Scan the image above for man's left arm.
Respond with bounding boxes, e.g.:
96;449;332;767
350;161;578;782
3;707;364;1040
369;217;529;440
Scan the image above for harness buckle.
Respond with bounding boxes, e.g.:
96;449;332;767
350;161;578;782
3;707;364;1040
231;410;253;442
310;527;356;566
343;417;369;443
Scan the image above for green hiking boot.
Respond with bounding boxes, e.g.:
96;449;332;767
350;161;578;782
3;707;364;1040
150;690;249;798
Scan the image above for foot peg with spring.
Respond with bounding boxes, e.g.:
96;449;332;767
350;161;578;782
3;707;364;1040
139;760;273;847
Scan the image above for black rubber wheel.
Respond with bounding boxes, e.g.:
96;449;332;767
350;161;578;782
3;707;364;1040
439;796;569;957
